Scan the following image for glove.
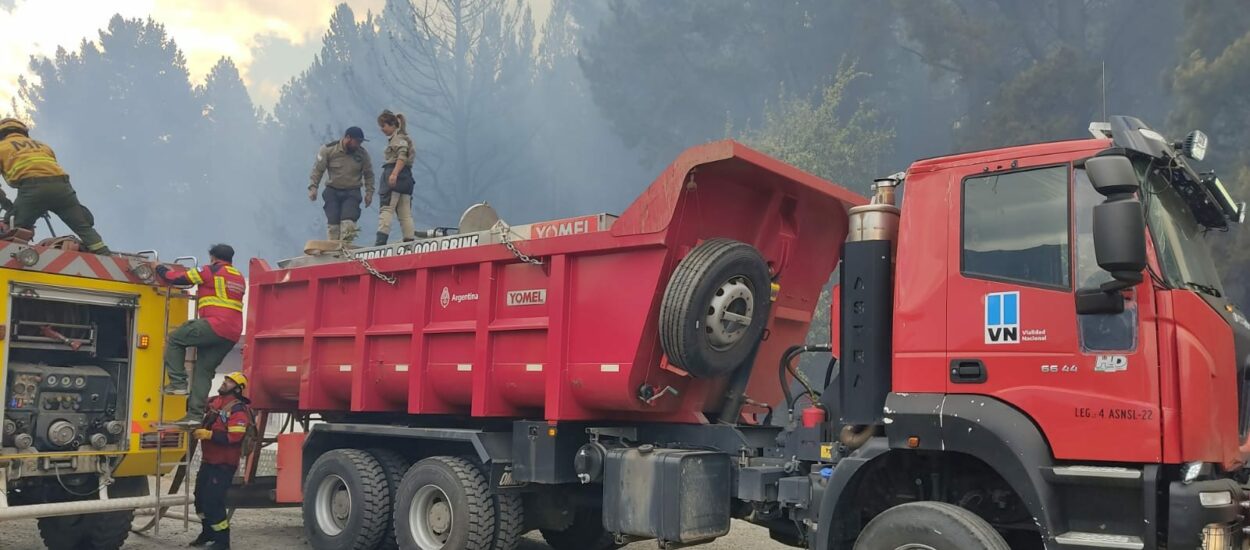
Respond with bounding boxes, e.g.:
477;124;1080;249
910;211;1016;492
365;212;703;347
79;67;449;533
192;429;212;441
364;193;373;208
308;187;317;202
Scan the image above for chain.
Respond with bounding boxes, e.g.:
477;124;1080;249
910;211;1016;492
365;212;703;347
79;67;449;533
496;223;543;266
342;244;398;285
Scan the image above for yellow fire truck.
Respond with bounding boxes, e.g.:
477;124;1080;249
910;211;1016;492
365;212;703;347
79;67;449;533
0;235;192;549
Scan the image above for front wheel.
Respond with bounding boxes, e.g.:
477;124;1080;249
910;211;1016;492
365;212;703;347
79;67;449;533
853;501;1010;550
394;456;496;550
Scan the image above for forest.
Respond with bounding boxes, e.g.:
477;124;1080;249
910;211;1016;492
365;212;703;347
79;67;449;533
11;0;1249;319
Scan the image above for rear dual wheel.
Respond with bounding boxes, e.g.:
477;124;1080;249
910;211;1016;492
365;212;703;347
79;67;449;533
394;456;523;550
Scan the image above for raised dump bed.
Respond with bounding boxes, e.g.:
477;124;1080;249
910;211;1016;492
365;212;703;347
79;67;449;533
244;140;863;422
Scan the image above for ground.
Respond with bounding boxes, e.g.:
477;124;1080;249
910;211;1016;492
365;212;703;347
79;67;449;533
0;513;789;549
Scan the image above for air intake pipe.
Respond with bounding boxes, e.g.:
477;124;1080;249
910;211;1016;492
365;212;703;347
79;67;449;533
839;175;900;436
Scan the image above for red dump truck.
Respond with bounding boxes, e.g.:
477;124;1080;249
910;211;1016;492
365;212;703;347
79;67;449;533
243;115;1249;550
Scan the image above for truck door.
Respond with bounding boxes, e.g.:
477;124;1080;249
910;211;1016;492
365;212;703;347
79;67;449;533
946;160;1162;463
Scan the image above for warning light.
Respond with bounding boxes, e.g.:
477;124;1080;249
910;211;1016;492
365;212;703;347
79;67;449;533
138;334;150;349
547;428;557;437
907;436;920;449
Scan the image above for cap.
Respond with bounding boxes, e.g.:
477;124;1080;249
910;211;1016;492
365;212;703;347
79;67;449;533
344;126;368;142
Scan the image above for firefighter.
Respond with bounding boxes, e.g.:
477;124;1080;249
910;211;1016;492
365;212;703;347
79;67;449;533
374;110;416;246
154;244;245;425
189;371;253;549
0;118;110;253
309;126;374;244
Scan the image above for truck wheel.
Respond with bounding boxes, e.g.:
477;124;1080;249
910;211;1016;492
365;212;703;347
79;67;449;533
660;238;771;378
303;449;391;550
37;514;89;549
540;508;618;550
394;456;495;550
853;502;1010;550
84;477;146;550
368;448;412;550
492;490;524;550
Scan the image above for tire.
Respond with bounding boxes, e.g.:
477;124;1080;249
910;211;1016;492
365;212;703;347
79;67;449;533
540;508;618;550
492;490;525;550
394;456;495;550
659;238;771;377
38;514;90;550
37;477;148;550
303;449;391;550
368;448;412;550
853;501;1010;550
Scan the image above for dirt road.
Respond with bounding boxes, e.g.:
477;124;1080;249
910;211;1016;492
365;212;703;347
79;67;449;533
0;510;790;549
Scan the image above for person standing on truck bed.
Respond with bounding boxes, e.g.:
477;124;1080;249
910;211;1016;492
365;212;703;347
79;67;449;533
374;110;416;246
309;126;374;244
154;244;246;426
0;118;110;254
189;371;255;550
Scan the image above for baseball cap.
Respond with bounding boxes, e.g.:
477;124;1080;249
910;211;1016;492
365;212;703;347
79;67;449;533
344;126;368;142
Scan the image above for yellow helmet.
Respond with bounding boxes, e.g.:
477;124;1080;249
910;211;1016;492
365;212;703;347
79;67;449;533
0;118;28;135
224;371;248;391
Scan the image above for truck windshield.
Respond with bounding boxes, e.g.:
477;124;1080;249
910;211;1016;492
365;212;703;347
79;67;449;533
1140;160;1226;298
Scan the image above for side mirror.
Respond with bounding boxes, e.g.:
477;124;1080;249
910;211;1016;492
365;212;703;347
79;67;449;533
1078;155;1147;315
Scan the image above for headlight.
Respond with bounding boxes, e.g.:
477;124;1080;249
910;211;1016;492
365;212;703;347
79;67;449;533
1200;491;1233;507
14;247;39;267
1183;130;1208;161
1183;461;1204;483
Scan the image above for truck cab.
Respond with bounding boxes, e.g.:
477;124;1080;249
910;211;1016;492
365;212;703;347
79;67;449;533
819;115;1248;549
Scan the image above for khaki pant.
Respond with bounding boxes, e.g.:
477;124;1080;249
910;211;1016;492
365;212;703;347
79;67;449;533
378;192;414;240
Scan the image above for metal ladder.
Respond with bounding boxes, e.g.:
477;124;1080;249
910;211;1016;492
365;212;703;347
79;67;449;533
147;256;200;535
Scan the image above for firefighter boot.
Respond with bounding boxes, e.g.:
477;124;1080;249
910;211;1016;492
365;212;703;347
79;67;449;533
189;528;212;547
375;232;388;246
326;223;341;241
340;220;359;244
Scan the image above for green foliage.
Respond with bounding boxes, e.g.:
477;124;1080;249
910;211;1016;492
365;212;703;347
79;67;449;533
740;64;894;194
1168;0;1250;305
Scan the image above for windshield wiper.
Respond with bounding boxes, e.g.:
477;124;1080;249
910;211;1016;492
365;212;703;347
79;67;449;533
1185;281;1223;298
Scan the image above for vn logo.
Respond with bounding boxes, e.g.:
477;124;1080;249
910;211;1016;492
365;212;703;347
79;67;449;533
984;292;1019;345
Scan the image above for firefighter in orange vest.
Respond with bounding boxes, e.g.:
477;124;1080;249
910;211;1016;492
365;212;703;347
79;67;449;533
154;244;246;425
189;371;253;549
0;118;109;253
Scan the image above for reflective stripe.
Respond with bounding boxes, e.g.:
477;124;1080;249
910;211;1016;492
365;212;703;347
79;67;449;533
86;240;108;251
214;276;227;298
224;266;241;276
6;155;56;180
211;519;229;531
186;269;204;285
199;296;243;311
227;426;247;433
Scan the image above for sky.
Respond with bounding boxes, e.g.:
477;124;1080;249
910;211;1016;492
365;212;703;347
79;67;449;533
0;0;553;111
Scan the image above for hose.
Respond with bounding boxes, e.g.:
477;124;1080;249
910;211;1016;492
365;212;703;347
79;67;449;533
779;344;833;414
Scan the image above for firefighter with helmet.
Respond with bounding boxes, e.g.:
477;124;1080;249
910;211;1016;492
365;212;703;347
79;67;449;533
0;118;110;253
189;371;254;549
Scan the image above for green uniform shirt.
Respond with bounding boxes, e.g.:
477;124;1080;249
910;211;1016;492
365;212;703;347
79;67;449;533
310;141;374;195
383;132;415;166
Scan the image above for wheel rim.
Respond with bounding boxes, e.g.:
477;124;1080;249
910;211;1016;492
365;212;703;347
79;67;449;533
704;275;755;350
409;484;454;549
892;545;937;550
314;474;352;537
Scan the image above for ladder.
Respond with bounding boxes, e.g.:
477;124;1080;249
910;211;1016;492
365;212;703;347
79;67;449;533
140;256;200;535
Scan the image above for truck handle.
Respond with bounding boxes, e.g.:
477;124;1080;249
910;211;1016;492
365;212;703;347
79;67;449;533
133;250;159;262
950;359;987;384
173;256;199;270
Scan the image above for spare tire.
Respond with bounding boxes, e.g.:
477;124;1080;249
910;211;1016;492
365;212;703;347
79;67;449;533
660;239;771;377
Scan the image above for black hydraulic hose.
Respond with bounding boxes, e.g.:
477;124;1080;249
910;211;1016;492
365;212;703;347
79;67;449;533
779;344;833;415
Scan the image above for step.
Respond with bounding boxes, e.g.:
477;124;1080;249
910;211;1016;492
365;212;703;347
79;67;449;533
1047;466;1142;488
1054;532;1144;549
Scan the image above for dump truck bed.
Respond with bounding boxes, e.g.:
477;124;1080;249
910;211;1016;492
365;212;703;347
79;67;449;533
245;141;863;422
